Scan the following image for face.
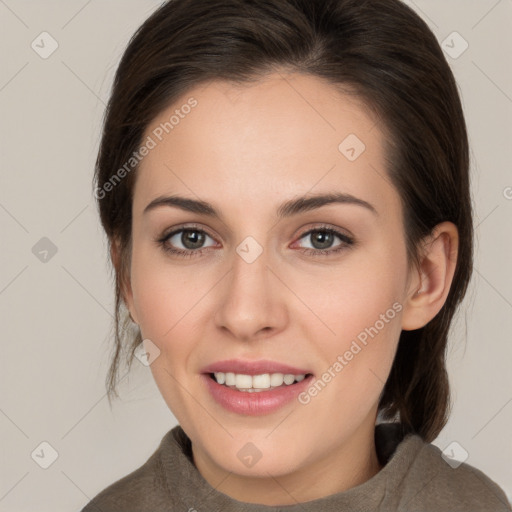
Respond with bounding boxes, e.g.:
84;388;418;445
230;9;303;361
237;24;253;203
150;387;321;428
124;71;415;494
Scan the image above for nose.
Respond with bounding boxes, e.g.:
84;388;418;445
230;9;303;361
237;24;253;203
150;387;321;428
214;244;288;342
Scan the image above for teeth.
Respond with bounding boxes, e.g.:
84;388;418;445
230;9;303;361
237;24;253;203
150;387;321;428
235;374;252;389
270;373;284;387
283;374;295;385
212;372;308;390
253;374;271;389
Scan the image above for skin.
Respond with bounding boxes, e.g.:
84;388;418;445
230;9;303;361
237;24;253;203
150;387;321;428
115;71;459;505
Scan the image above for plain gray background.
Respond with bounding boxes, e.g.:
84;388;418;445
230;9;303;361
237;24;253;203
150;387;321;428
1;1;511;510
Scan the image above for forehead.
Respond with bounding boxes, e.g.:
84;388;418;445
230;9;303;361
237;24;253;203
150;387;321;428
134;72;399;220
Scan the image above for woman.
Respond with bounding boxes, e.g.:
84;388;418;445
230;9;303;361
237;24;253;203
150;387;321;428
83;0;511;510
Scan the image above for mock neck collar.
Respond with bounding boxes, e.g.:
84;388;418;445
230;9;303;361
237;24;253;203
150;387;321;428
159;423;424;511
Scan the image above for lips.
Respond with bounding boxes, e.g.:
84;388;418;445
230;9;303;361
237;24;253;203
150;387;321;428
200;359;312;376
201;372;314;415
199;358;315;415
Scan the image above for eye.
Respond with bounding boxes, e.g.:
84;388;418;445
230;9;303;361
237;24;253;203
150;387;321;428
156;224;355;259
294;226;354;256
157;225;217;258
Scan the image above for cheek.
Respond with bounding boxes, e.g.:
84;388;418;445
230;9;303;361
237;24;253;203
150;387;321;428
129;242;194;338
128;244;214;387
296;245;405;392
300;246;404;332
130;250;201;412
131;278;173;340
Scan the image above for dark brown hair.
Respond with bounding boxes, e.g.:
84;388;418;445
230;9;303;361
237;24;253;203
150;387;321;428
94;0;473;442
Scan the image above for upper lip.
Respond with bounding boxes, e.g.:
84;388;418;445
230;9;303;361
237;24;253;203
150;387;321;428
201;359;312;376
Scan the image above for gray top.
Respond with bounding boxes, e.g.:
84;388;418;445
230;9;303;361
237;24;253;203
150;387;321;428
81;423;511;511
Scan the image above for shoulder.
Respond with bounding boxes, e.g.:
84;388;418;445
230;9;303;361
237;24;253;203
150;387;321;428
80;429;178;512
396;436;511;511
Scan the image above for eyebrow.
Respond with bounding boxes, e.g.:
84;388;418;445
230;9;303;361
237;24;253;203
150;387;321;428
143;192;378;218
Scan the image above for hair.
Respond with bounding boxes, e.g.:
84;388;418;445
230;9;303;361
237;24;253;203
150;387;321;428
93;0;473;442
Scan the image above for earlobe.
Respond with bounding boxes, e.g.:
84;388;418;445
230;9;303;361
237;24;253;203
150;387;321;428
401;221;459;331
110;237;139;325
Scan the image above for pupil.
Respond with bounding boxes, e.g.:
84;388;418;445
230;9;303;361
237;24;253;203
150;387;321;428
183;230;204;249
312;231;332;249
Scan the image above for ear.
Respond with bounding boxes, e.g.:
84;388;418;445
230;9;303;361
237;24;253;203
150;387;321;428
110;237;139;325
401;221;459;331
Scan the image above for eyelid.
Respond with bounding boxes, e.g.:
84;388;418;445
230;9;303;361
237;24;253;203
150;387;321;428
160;222;217;241
292;223;354;245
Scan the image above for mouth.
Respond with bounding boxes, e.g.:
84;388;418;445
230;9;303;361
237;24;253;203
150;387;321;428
201;362;315;415
207;371;314;392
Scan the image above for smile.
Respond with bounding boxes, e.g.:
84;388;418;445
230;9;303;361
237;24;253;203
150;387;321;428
202;372;314;415
211;372;307;392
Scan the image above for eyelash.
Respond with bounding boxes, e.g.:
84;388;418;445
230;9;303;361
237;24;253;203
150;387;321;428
156;223;355;259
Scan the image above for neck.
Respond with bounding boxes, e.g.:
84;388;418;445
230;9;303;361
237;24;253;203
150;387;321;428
191;419;382;506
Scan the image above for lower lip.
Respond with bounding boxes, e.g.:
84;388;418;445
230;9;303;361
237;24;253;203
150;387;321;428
201;373;314;416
